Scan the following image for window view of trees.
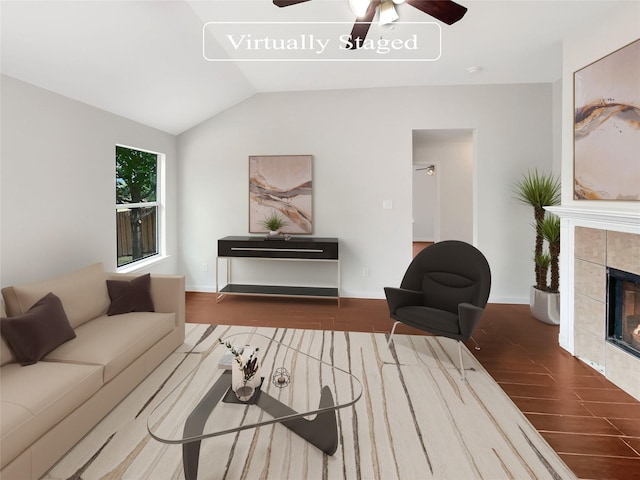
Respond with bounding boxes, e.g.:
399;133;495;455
116;146;159;267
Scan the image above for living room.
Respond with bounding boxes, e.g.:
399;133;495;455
1;1;639;479
2;1;636;299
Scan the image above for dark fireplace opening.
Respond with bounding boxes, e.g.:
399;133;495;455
607;267;640;358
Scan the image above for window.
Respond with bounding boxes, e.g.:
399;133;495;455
116;145;162;268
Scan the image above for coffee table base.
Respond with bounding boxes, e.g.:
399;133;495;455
182;371;339;480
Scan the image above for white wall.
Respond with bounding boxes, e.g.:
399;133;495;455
0;75;179;287
0;77;555;303
552;78;563;175
178;83;554;302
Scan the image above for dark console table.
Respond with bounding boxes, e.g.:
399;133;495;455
216;236;340;306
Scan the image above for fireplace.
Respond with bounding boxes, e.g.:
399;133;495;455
548;207;640;401
607;267;640;358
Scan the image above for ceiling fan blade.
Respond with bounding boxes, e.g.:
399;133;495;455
347;0;380;50
273;0;312;7
406;0;467;25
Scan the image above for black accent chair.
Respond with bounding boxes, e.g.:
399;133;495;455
384;240;491;380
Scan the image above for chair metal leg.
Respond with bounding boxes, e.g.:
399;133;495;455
388;325;467;382
457;341;466;382
388;321;401;347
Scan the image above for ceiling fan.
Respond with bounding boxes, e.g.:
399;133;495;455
272;0;467;50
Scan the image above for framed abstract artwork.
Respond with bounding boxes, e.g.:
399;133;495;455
574;39;640;200
249;155;313;234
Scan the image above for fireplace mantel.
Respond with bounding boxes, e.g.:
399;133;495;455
546;205;640;232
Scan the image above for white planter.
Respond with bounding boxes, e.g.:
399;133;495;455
530;286;560;325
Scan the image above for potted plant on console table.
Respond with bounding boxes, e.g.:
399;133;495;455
261;210;288;237
513;169;561;325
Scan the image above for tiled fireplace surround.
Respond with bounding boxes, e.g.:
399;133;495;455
550;206;640;401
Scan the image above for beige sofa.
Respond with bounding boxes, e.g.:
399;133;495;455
0;263;185;480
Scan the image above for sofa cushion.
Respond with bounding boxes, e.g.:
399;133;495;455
0;298;15;367
4;263;110;328
0;402;31;470
1;293;76;365
0;361;103;469
107;273;154;316
1;297;15;366
0;336;15;367
44;311;175;383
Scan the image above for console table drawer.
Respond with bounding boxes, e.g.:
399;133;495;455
218;236;338;260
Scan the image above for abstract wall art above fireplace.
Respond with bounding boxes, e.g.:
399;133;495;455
574;38;640;201
249;155;313;234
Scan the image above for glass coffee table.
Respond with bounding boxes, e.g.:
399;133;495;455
147;331;362;480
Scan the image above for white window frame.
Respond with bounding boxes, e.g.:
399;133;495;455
116;144;167;273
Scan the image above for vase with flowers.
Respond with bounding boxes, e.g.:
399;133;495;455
219;340;261;401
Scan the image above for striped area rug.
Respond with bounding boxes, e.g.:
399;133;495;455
44;324;576;480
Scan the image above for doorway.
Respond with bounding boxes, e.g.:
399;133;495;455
412;129;474;252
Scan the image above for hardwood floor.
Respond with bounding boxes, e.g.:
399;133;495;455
412;241;433;257
186;292;640;480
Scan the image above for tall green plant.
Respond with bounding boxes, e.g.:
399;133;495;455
540;214;560;293
513;169;561;292
535;252;551;291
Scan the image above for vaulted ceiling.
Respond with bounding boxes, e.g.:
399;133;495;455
0;1;629;134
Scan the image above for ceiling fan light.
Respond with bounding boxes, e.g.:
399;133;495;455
392;0;406;4
379;0;399;25
349;0;371;18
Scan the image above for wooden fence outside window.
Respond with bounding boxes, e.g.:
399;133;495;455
116;209;157;262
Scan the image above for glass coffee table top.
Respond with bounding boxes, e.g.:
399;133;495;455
147;331;362;480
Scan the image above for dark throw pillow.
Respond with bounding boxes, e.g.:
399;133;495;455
0;292;76;366
107;273;154;316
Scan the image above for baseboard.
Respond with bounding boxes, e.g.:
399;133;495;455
186;284;217;293
488;295;529;305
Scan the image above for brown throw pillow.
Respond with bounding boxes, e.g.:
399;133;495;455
107;273;154;316
0;292;76;365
